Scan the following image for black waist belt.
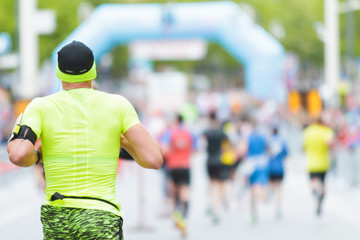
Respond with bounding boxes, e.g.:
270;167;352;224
50;192;119;211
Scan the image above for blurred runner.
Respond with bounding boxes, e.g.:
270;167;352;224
223;118;247;204
232;116;252;203
160;114;196;238
267;126;289;219
203;111;233;224
303;115;335;217
243;118;269;224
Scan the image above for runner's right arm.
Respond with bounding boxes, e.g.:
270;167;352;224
7;138;39;167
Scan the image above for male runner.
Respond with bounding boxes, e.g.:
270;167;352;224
245;118;269;224
161;114;196;237
7;41;163;239
303;115;334;216
267;127;288;218
203;111;232;224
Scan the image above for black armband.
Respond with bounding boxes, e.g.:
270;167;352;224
12;125;38;145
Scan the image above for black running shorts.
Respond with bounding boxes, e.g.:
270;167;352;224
309;172;327;183
169;168;190;185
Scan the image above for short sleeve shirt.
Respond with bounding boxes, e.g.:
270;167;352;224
203;128;227;166
303;124;334;172
22;88;139;215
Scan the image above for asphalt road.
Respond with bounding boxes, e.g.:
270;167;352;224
1;149;360;240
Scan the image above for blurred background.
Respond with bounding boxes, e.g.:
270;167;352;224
1;0;360;239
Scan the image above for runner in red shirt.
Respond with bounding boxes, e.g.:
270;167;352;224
160;114;196;237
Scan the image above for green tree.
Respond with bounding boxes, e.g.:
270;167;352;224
238;0;324;65
0;0;16;50
0;0;358;78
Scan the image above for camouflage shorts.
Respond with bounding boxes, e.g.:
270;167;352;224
40;205;123;240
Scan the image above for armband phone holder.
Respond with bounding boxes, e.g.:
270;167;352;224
7;113;23;143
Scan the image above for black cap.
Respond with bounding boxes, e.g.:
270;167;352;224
57;41;94;75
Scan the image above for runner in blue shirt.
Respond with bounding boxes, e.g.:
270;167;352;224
244;118;269;224
268;127;288;218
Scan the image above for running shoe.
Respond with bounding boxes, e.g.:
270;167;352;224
172;211;187;237
172;211;182;225
212;214;220;224
275;209;282;219
251;214;257;225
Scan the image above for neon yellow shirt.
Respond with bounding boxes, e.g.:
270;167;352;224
22;88;140;216
303;124;334;172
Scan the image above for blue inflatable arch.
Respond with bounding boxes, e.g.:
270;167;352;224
52;1;285;101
